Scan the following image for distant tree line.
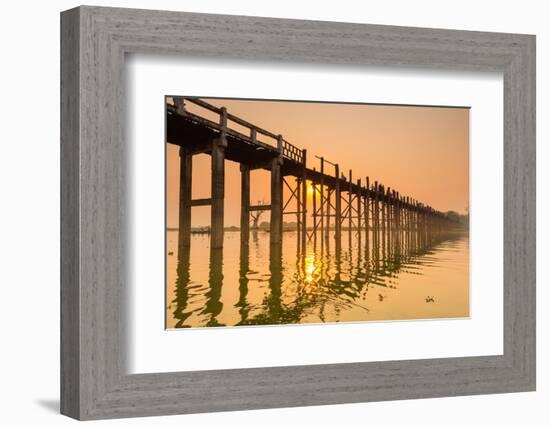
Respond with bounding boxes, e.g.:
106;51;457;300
444;211;469;226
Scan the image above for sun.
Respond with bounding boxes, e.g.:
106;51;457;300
307;182;314;197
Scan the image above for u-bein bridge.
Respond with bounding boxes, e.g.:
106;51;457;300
167;97;460;258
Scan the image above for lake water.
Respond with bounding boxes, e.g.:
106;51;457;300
166;230;469;328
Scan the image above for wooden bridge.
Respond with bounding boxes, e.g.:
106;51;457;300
167;97;458;257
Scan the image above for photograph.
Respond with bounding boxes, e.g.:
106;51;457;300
165;97;470;329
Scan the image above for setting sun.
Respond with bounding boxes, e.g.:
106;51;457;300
307;183;315;197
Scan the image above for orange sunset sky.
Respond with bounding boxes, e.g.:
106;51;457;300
166;98;469;228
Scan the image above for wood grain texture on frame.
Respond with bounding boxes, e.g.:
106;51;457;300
60;6;536;420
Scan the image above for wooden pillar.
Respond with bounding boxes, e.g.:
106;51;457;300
380;184;387;258
387;188;393;254
320;157;325;243
312;170;317;245
414;201;419;251
365;177;370;246
394;194;398;251
402;197;407;253
240;165;250;246
211;138;225;250
404;196;409;254
296;177;301;248
325;190;331;241
334;164;341;253
410;199;414;252
411;199;417;252
301;149;307;250
270;137;283;246
396;193;401;252
356;178;362;247
396;194;400;253
174;97;185;114
391;190;396;250
325;188;331;241
421;206;425;247
178;146;192;252
210;108;227;250
348;170;353;245
356;179;362;234
373;180;378;248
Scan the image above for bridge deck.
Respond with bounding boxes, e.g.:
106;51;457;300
167;103;396;204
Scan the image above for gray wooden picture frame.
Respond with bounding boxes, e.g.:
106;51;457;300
60;5;536;420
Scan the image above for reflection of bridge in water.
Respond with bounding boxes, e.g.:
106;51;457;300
171;230;466;327
167;97;465;327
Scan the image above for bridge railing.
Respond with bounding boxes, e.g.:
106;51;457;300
172;97;304;164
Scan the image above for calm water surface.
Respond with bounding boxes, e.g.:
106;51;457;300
166;230;469;328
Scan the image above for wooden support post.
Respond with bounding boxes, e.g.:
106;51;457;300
301;149;307;250
325;188;331;242
365;177;370;246
403;196;407;253
174;97;185;115
296;177;301;248
397;192;401;252
210;108;227;250
348;169;353;246
411;199;416;253
320;157;325;243
312;171;317;244
390;190;395;249
407;196;411;253
373;180;378;248
395;193;400;251
414;200;419;251
387;188;393;254
334;164;341;253
395;193;400;253
403;197;407;253
240;164;250;246
380;184;387;258
178;146;192;252
356;178;362;246
373;180;379;264
270;136;284;246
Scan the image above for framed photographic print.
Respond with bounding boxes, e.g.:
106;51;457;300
164;96;470;329
61;6;536;420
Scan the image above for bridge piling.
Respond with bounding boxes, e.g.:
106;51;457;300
312;168;317;246
334;164;341;255
301;149;307;250
240;164;250;246
320;157;325;244
348;170;353;246
325;187;331;242
357;178;362;245
210;107;227;250
365;177;370;247
382;185;386;259
270;150;283;246
295;177;301;249
178;146;192;253
372;181;379;251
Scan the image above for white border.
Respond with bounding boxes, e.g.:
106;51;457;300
126;55;503;374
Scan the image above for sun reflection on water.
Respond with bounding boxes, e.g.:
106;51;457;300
166;230;469;328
